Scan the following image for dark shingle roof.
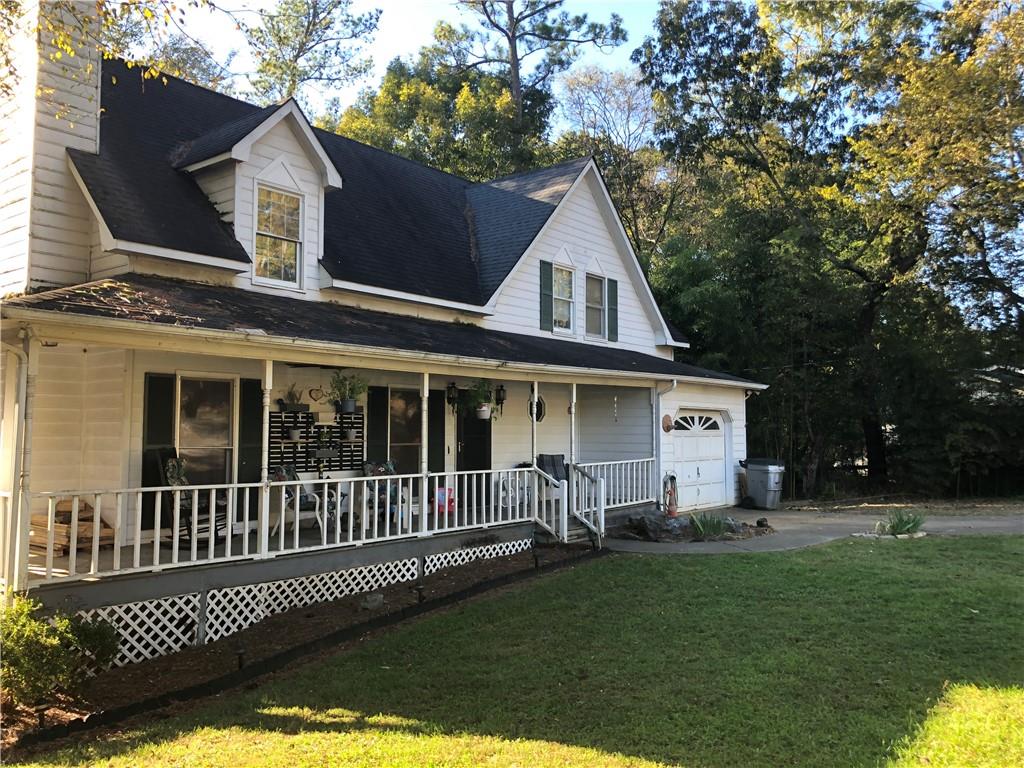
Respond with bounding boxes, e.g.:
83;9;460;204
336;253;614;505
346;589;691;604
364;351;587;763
70;60;596;305
171;104;277;168
2;275;753;384
468;158;590;296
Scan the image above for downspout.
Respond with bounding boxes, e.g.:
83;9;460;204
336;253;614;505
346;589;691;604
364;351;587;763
653;379;677;511
4;330;37;592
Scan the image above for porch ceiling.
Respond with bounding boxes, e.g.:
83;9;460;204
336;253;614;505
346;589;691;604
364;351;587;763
3;274;760;386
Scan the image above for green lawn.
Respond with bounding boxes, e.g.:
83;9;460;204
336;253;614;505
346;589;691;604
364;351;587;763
15;537;1024;767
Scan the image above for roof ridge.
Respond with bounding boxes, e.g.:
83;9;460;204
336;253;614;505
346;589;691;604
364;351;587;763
311;126;472;186
478;156;592;186
109;57;255;108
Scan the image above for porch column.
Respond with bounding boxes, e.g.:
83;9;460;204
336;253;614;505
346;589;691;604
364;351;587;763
419;372;429;534
13;337;39;591
530;381;538;465
569;383;577;465
258;360;273;556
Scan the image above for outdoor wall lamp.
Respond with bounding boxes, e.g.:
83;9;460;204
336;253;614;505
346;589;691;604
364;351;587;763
494;384;507;414
446;381;459;413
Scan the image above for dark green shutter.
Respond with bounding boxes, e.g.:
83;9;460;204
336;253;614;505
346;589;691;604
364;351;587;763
607;278;618;342
539;260;553;331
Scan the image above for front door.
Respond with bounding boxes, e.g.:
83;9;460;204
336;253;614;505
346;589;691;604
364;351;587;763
457;391;491;472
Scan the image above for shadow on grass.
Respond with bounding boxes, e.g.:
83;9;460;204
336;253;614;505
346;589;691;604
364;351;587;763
17;537;1024;768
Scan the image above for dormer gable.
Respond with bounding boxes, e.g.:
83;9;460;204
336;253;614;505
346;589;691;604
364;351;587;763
174;99;343;190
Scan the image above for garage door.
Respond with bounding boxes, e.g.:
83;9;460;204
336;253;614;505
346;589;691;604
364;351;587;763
672;411;726;510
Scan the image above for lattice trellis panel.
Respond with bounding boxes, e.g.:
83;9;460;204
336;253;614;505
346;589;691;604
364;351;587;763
423;538;533;575
81;593;201;667
204;558;419;644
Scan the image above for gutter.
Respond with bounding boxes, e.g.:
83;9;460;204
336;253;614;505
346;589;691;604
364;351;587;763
3;307;768;390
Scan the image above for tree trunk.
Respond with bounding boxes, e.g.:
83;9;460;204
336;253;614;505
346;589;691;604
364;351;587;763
861;414;888;485
505;0;523;125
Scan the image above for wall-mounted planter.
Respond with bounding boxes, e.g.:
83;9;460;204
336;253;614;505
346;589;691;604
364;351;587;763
287;427;303;441
313;448;340;459
335;399;357;414
277;400;310;413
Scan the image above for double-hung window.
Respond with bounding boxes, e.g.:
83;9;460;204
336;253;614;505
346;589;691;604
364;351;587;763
586;274;605;337
552;266;574;331
255;186;301;286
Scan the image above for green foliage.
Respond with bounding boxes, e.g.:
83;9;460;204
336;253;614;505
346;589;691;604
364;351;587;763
877;508;926;536
0;594;118;706
689;512;728;540
327;372;367;402
464;379;493;410
283;382;303;406
244;0;380;105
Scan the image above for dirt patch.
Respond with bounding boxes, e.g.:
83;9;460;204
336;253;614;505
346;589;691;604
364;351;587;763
1;543;588;753
784;497;1024;517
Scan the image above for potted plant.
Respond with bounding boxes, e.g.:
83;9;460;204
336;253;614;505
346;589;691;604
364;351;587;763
276;383;309;412
466;378;494;420
328;371;367;414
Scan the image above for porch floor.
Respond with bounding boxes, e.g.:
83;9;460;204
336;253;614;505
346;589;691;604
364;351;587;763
28;507;525;584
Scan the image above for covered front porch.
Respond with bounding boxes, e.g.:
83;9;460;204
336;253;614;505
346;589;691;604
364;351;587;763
3;340;659;592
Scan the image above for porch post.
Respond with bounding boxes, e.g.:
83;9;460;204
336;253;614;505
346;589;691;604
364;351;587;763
419;372;429;535
258;360;273;556
530;381;538;465
13;337;39;591
569;383;577;465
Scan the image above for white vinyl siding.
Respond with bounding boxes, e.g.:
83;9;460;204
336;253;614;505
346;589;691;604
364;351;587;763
577;386;651;462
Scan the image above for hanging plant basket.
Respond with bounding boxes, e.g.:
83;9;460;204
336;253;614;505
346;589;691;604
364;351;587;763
475;403;492;420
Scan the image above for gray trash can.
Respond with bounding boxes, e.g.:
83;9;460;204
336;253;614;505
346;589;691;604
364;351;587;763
741;459;785;510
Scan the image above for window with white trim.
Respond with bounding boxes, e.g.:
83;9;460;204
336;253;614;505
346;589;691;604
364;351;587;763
255;186;301;286
586;274;605;337
553;265;574;331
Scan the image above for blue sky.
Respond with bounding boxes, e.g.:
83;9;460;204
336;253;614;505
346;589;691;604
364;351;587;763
191;0;662;110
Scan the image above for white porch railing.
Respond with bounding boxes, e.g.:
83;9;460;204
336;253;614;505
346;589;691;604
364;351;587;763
576;458;657;510
24;467;556;585
570;464;605;543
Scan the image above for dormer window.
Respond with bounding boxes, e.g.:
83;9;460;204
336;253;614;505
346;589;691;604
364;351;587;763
255;186;301;286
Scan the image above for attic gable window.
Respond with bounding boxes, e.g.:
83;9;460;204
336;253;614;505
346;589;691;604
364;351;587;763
552;265;574;331
255;186;301;286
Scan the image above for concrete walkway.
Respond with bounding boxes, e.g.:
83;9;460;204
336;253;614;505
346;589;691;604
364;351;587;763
605;511;1024;555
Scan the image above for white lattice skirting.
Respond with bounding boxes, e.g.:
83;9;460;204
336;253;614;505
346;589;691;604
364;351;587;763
83;593;202;666
204;558;419;643
423;538;533;575
79;540;533;666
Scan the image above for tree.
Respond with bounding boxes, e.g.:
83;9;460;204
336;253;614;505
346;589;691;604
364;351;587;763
636;0;935;487
245;0;380;106
320;27;553;180
432;1;625;164
554;66;687;264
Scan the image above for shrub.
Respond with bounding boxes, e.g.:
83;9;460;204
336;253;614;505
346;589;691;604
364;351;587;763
690;512;728;541
877;508;926;536
0;594;118;706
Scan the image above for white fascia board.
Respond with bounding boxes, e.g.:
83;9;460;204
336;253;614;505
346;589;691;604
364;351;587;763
2;307;765;389
235;101;343;189
583;163;684;351
66;155;116;251
180;151;234;173
110;241;250;273
325;277;493;316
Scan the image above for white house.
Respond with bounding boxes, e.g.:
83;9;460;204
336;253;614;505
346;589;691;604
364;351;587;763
0;24;764;664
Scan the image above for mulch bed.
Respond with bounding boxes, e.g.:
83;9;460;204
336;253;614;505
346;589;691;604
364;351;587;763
1;543;590;754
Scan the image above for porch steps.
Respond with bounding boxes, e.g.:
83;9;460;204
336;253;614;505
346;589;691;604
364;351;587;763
29;501;114;556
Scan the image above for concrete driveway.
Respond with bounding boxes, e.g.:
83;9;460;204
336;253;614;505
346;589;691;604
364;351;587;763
605;510;1024;555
